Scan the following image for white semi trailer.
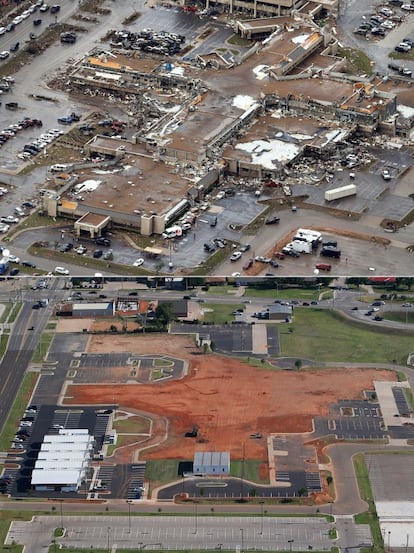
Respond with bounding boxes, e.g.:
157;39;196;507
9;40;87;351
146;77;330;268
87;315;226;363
325;184;357;202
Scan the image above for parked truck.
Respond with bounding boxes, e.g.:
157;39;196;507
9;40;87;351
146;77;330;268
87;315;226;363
325;184;357;202
290;240;313;254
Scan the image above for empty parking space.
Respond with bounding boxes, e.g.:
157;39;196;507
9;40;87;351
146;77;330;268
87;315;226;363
365;453;414;502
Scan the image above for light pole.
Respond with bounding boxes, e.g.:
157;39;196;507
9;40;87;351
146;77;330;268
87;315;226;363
194;502;198;534
288;539;294;553
240;528;244;553
259;501;265;534
406;534;409;553
388;531;391;553
127;500;132;533
240;440;246;500
107;526;111;553
59;500;63;529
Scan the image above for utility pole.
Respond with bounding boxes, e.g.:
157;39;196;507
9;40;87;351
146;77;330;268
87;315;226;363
127;500;132;533
260;501;265;534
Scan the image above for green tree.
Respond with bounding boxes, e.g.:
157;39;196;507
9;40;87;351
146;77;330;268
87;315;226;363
155;302;174;327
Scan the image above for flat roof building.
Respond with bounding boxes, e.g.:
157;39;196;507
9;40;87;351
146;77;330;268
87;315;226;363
31;429;94;493
193;451;230;475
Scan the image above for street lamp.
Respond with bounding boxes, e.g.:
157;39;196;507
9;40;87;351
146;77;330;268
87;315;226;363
259;501;265;534
194;502;198;534
288;539;294;553
240;528;244;553
107;526;111;553
388;531;391;553
59;500;63;529
126;500;132;533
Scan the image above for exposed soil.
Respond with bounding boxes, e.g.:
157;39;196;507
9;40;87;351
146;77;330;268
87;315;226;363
66;334;395;462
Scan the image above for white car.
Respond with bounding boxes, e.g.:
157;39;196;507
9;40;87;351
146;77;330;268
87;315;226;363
133;258;144;267
8;255;20;264
0;27;6;35
1;216;18;224
54;266;70;275
0;51;10;60
401;3;414;9
0;223;10;233
230;251;242;262
76;245;87;255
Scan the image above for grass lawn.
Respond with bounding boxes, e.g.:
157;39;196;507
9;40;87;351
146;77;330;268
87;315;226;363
353;454;383;552
280;309;414;363
227;33;253;46
0;303;13;323
244;288;325;300
0;372;38;451
205;285;241;296
8;303;22;323
151;368;165;380
383;311;414;324
202;303;244;324
113;416;151;434
153;358;174;367
337;46;373;75
32;333;54;363
106;434;146;457
145;459;184;490
230;460;269;485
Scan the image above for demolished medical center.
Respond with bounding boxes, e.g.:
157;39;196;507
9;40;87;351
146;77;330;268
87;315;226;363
42;11;414;238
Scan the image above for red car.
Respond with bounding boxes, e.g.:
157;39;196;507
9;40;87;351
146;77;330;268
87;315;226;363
243;258;254;270
274;252;285;259
315;263;332;271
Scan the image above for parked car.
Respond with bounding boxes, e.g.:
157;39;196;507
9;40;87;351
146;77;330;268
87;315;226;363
96;237;110;246
315;263;332;271
54;266;69;275
8;254;20;263
93;249;103;258
230;251;242;262
265;216;280;225
243;258;254;270
21;261;36;268
133;258;144;267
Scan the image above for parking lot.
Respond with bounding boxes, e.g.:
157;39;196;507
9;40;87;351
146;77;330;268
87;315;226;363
7;404;112;497
314;398;387;440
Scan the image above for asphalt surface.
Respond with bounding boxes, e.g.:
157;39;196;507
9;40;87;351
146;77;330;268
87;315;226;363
6;514;335;553
338;1;414;74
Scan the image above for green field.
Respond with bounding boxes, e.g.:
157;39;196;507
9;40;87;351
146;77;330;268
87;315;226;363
32;333;54;363
279;308;414;363
145;460;184;491
113;416;151;434
383;311;414;324
244;288;324;300
202;303;244;324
